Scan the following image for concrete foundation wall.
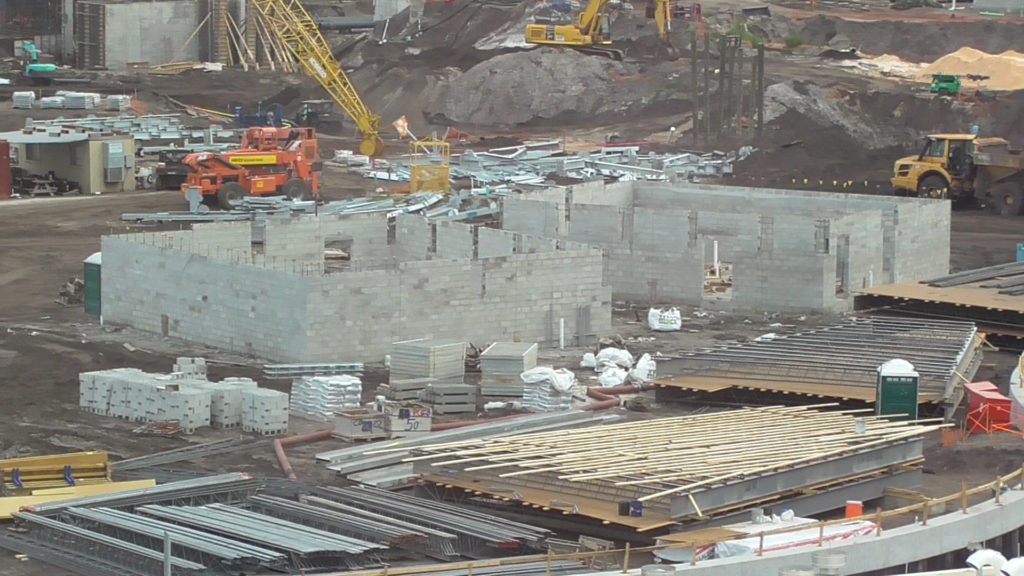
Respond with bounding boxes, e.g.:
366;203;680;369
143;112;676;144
102;1;200;70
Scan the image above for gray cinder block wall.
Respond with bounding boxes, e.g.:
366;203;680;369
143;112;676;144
101;213;611;362
501;181;950;313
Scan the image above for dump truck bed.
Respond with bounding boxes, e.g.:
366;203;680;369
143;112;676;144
974;137;1024;170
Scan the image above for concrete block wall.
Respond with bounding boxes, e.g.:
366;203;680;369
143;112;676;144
304;249;611;361
101;236;312;360
191;221;252;258
318;213;393;265
731;215;830;311
477;227;516;259
103;215;611;363
570;180;632;206
263;216;325;266
396;215;432;261
501;198;564;237
891;201;951;282
500;181;949;312
435;221;474;260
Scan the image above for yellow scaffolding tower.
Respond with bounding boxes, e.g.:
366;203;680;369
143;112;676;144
410;139;451;194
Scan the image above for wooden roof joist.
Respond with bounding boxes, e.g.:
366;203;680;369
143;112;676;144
408;406;942;506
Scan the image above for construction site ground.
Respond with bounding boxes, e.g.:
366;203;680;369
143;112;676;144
4;0;1024;573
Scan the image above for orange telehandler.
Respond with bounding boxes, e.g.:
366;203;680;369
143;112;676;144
180;126;321;210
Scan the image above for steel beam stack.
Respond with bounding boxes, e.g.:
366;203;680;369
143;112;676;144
314;485;551;557
27;473;263;517
139;503;386;568
62;507;288;571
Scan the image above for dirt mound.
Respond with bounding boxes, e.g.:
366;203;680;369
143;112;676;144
789;15;1024;64
425;48;633;126
916;47;1024;91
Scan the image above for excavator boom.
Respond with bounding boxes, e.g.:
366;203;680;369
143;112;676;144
250;0;384;157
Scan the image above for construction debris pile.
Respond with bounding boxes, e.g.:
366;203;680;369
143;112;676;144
333;143;756;190
79;358;289;435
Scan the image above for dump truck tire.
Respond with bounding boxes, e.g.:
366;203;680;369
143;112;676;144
916;175;948;199
992;184;1024;217
282;178;311;202
217;182;246;210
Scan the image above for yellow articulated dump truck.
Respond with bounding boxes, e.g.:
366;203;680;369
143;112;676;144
891;133;1024;216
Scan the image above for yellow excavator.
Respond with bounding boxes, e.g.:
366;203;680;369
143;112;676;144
525;0;671;60
251;0;384;157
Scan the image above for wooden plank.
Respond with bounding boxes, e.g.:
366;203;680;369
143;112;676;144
858;281;1024;314
0;479;156;520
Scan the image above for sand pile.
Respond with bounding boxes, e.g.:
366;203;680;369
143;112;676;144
915;47;1024;91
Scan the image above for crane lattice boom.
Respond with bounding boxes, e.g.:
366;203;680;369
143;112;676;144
251;0;384;156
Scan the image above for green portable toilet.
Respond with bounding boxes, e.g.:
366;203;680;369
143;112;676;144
876;359;919;421
83;252;101;317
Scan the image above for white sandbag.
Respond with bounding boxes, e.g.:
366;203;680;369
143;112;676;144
598;367;628;387
520;367;577;393
629;353;657;383
596;347;634;370
580;352;597;369
648;307;682;331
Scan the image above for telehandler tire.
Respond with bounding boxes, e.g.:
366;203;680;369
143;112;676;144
217;182;246;210
282;178;311;202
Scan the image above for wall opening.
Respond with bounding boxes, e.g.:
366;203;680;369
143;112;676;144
325;238;353;272
835;234;850;295
704;238;732;301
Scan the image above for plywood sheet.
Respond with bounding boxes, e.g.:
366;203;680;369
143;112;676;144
858;281;1024;313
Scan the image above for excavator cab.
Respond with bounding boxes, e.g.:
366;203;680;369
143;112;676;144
295;100;341;132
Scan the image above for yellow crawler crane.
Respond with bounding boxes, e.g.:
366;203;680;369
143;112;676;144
251;0;385;157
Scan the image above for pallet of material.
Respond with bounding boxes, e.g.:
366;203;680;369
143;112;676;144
420;384;478;415
0;451;111;496
480;342;538;376
480;377;526;398
381;377;437;401
390;339;466;383
334;410;389;441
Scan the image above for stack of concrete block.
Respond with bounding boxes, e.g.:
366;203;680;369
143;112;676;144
173;357;207;379
479;342;538;397
12;91;36;109
334;410;389;440
242;388;289;436
79;362;279;435
156;384;211;434
522;371;575;413
191;382;244;429
390;339;466;383
105;94;132;111
290;375;363;421
419;383;477;415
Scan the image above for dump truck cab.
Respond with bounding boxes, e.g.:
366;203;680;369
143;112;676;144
891;134;976;200
892;133;1024;216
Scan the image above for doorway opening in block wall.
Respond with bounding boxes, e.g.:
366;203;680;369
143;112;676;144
703;238;733;301
325;238;353;272
835;234;850;296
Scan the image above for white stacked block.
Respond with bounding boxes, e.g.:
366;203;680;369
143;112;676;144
156;384;211;434
78;368;143;414
290;375;362;421
221;377;258;390
173;357;207;379
242;388;289;436
12;91;36;109
105;94;132;111
57;91;101;109
191;381;243;429
39;96;65;109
